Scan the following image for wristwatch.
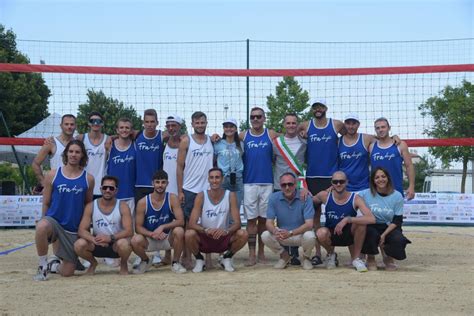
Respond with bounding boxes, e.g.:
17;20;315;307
110;234;116;244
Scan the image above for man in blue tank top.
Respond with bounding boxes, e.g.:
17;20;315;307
241;107;279;266
34;139;94;281
369;117;415;200
312;171;375;272
132;170;187;274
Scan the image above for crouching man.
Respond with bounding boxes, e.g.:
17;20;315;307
75;175;133;275
131;170;186;274
185;168;248;273
312;171;375;272
262;172;316;270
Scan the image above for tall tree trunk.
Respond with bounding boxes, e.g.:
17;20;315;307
460;157;467;193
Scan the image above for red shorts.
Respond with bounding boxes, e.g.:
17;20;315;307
198;232;232;254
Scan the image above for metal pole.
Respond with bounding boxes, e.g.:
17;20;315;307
246;39;250;128
0;111;32;194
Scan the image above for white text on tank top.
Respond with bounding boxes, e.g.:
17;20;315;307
201;190;231;230
84;133;108;195
183;135;213;193
92;199;123;236
50;137;66;169
163;144;179;195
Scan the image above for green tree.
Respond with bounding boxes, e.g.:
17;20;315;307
76;89;142;135
419;80;474;193
405;154;436;192
266;76;311;133
0;24;50;136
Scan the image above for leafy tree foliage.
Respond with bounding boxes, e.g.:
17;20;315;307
0;24;50;136
419;80;473;192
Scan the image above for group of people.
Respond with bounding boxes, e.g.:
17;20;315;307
32;98;413;280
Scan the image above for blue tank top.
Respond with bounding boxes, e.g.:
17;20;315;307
135;130;164;187
370;142;404;196
306;118;339;177
143;193;175;233
243;129;273;184
46;167;88;232
107;141;136;199
338;134;369;191
324;192;356;228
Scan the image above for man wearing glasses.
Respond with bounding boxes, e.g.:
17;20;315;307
312;171;375;272
261;172;316;270
77;112;110;200
75;175;133;275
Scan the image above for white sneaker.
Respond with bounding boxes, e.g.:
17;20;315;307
192;259;205;273
132;256;142;269
302;258;313;270
133;257;152;274
33;265;49;281
352;258;368;272
273;258;290;269
152;253;162;265
48;255;61;274
171;262;187;274
325;253;338;269
220;258;235;272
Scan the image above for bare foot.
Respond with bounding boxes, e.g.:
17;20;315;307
257;253;267;264
367;256;377;271
383;256;397;271
245;255;257;267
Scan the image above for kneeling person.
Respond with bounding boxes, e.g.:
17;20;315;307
185;168;248;273
75;176;133;275
313;171;375;272
262;172;316;270
131;170;186;274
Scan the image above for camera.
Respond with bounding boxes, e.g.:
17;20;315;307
230;172;237;185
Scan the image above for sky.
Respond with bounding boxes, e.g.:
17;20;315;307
1;0;472;43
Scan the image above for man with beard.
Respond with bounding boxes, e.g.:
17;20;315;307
177;111;214;268
370;117;415;200
163;114;183;196
132;170;186;274
312;171;375;272
75;175;133;275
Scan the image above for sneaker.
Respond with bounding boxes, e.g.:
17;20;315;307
352;258;368;272
48;256;61;274
311;255;323;266
192;259;205;273
220;258;235;272
171;262;187;274
133;258;152;274
132;256;142;269
302;258;313;270
325;253;338;269
33;265;49;281
152;254;162;266
273;257;290;269
290;256;301;266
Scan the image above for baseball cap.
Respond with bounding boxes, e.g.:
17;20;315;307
223;118;238;127
310;98;328;108
344;113;360;123
165;114;183;124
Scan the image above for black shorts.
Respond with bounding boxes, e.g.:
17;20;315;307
92;245;120;258
329;224;353;246
306;177;332;196
183;189;198;220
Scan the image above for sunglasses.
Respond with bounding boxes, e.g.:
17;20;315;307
331;179;346;185
281;182;295;188
89;118;103;125
101;185;116;192
250;115;263;120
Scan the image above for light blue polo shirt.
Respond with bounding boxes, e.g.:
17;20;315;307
358;189;404;225
267;190;315;230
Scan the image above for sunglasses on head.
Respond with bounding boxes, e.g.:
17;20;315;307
281;182;295;188
101;185;116;192
89;118;103;125
250;115;263;120
331;179;346;185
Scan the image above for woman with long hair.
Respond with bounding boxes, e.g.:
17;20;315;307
358;167;411;271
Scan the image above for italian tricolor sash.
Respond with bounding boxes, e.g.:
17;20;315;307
274;136;307;189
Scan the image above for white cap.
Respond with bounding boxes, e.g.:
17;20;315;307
223;118;238;127
310;98;328;107
165;114;183;124
344;113;360;122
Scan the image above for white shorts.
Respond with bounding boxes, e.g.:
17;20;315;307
146;236;171;252
243;184;273;220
